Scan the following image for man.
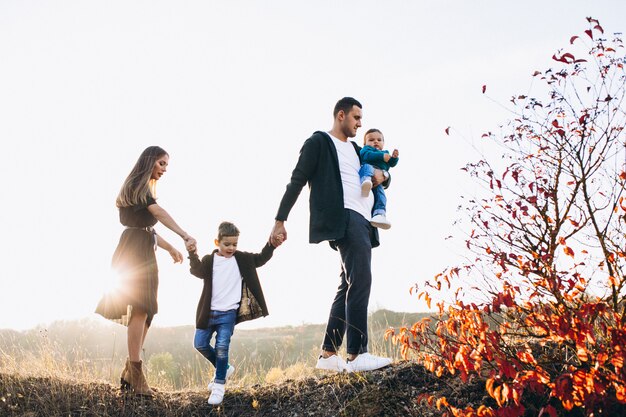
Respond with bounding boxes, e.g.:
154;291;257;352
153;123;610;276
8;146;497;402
270;97;392;372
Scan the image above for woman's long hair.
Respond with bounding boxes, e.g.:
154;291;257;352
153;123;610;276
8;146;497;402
116;146;168;208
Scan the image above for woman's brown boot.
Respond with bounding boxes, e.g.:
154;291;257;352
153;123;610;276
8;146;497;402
120;358;131;390
128;360;153;396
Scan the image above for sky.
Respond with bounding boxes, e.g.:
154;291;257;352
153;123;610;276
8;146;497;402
1;1;624;331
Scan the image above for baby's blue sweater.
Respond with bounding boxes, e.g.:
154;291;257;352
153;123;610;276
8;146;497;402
360;145;399;171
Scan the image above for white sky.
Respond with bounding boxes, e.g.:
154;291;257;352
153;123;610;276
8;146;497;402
1;1;624;331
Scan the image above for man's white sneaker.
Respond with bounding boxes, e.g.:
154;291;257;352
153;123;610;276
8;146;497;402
208;364;235;391
370;214;391;230
361;179;372;197
315;354;349;372
346;353;392;372
207;382;225;405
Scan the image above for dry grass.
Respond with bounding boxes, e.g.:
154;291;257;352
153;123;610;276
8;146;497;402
0;338;99;384
1;361;480;417
0;311;434;415
4;338;618;416
0;332;451;416
0;326;399;392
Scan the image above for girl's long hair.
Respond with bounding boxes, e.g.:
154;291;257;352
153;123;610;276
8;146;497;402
116;146;168;208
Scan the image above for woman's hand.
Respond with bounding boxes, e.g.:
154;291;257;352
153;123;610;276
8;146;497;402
183;234;197;252
168;247;184;263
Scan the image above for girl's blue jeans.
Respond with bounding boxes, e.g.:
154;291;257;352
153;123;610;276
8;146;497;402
193;309;237;384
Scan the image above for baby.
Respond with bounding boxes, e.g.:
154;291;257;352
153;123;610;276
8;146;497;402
359;128;399;229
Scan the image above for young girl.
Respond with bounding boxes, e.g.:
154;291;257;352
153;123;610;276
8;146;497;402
96;146;196;396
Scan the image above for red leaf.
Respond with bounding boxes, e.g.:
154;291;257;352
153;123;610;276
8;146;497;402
569;36;579;44
539;405;558;417
552;53;575;63
482;85;487;94
551;119;560;128
445;127;450;135
564;246;575;257
532;70;541;76
594;24;604;34
585;29;593;39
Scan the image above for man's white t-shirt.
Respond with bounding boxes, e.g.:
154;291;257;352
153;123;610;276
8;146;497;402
328;133;374;221
211;255;242;311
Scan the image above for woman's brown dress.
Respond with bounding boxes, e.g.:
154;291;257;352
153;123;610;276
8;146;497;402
96;197;159;326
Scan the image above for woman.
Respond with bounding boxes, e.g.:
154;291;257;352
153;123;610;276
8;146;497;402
96;146;196;396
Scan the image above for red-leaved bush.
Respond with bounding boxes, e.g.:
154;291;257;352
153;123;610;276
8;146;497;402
387;18;626;417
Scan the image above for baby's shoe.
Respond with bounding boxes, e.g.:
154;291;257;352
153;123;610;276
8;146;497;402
361;179;372;197
371;214;391;230
208;383;225;405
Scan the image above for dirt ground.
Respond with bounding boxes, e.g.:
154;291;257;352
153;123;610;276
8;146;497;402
3;361;625;416
0;362;490;417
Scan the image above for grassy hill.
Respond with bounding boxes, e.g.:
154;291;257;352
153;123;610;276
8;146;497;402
3;311;625;416
0;361;488;417
0;310;428;390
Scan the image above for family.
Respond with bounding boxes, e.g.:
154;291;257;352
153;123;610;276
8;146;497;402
95;97;401;405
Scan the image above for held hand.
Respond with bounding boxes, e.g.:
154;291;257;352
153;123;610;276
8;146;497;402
270;221;287;247
183;235;197;252
169;248;184;264
272;233;285;247
392;149;399;158
372;169;385;187
383;153;391;162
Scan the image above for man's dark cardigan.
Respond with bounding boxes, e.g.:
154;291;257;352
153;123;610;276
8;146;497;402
188;243;274;329
276;131;385;247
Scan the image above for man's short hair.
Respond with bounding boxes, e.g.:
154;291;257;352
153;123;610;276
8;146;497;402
333;97;362;118
217;221;240;241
